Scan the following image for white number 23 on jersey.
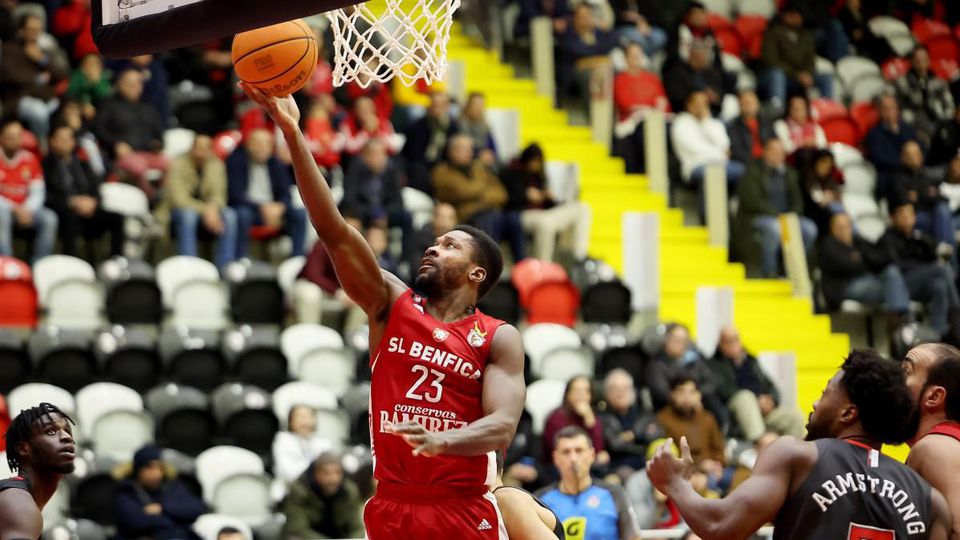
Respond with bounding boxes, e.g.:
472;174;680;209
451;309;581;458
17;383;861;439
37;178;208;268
405;365;445;403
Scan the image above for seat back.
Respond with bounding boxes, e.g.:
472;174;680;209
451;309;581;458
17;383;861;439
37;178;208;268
194;514;253;540
195;445;264;502
37;347;96;393
810;98;847;122
526;281;580;326
99;182;150;218
223;409;279;456
272;381;339;429
276;256;306;303
163;128;196;158
32;255;96;307
537;347;595;381
522;323;582;377
820;117;861;147
105;347;160;393
212;474;272;526
157;408;216;456
73;473;118;526
170;280;229;329
280;323;344;374
296;347;355;397
841;163;877;198
75;382;143;439
477;281;521;325
836;56;881;89
525;379;566;435
597;346;646;383
401;187;436;230
156;256;221;307
848;74;889;104
0;257;36;328
168;348;225;392
106;279;162;324
231;280;284;325
510;258;569;306
8;383;75;417
315;408;350;446
0;346;30;393
233;347;288;391
91;410;154;460
47;280;103;330
735;0;774;17
581;281;632;324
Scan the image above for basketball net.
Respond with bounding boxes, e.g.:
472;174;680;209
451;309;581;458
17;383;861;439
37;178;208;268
325;0;460;88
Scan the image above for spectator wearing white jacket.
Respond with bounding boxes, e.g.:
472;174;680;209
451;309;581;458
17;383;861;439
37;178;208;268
272;405;337;484
670;91;745;217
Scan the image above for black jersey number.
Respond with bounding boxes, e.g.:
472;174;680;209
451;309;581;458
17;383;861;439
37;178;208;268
847;523;894;540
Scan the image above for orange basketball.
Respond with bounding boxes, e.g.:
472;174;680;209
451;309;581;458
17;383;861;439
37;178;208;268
232;19;317;97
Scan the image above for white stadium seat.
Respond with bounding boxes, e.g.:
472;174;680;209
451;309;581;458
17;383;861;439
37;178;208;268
33;255;103;330
163;128;197;159
8;383;76;418
76;382;153;460
280;323;345;374
525;379;566;435
295;347;355;398
830;143;864;170
848;74;890;104
841;163;877;198
272;381;340;429
836;57;881;91
156;256;229;329
842;194;880;219
194;514;253;540
276;256;306;301
522;323;582;378
538;347;595;382
75;382;143;438
401;187;436;231
195;446;271;526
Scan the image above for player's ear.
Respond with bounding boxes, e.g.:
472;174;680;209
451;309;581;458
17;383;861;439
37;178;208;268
16;441;30;461
923;385;947;411
469;266;486;286
840;403;858;426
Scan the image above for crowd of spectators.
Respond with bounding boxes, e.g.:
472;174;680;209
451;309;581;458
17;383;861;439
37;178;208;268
524;0;960;339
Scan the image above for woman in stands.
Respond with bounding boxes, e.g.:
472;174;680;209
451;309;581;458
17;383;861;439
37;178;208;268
773;94;828;173
272;405;336;484
542;375;609;468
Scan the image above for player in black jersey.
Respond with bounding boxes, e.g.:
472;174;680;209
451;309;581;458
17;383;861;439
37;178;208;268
647;349;954;540
0;403;76;540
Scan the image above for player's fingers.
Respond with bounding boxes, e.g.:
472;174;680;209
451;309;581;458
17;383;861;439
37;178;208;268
680;436;693;462
390;422;426;434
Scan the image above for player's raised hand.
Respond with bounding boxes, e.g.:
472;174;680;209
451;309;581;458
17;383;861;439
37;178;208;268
647;436;696;492
384;421;447;457
238;81;300;133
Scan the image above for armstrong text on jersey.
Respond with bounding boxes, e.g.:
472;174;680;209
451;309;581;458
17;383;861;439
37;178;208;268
812;472;926;534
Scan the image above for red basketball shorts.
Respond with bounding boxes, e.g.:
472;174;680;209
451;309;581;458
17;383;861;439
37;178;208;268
364;483;506;540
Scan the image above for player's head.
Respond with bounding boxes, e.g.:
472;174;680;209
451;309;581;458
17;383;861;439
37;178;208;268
805;349;914;444
903;343;960;424
4;402;76;475
552;426;594;482
415;225;503;302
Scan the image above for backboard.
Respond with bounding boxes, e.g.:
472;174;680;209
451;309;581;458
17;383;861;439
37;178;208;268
92;0;364;58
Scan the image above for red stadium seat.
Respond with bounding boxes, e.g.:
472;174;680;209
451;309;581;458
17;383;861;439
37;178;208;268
811;98;848;122
850;101;880;136
714;27;743;57
249;225;282;241
735;16;767;60
0;257;37;328
707;12;734;31
932;58;959;81
213;130;243;161
881;57;911;81
525;281;580;327
511;258;568;307
926;35;960;65
912;18;951;45
820;116;861;146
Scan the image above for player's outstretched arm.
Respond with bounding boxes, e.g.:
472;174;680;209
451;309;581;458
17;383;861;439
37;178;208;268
389;325;526;456
240;83;401;319
908;436;960;540
0;490;43;540
648;436;804;540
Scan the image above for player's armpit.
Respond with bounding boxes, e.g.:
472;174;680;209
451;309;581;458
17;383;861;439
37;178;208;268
433;325;526;456
669;436;809;540
0;490;42;540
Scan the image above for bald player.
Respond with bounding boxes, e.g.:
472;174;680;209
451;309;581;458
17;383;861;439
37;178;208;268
903;343;960;539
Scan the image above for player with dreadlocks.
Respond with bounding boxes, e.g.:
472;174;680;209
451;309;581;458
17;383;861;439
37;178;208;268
0;403;76;540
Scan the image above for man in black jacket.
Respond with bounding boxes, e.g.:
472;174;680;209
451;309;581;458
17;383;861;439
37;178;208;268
880;203;959;336
340;139;412;257
819;212;910;314
42;124;124;260
600;368;663;478
889;140;954;250
113;445;206;540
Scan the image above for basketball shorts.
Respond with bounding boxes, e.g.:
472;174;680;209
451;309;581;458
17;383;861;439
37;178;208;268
364;483;506;540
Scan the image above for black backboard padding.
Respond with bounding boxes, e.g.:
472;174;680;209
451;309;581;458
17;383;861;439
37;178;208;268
92;0;366;58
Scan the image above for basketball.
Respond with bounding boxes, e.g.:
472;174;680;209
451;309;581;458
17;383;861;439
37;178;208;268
232;19;317;97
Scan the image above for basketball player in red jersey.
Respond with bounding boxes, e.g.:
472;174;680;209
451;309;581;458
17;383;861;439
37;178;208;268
903;343;960;539
240;83;525;540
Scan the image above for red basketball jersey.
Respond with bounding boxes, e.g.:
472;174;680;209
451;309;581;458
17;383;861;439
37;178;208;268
370;289;505;491
0;150;42;206
927;420;960;443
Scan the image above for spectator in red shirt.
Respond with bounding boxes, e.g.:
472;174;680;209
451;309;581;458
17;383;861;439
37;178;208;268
613;43;669;173
304;96;343;173
0;120;58;261
542;375;610;466
51;0;98;60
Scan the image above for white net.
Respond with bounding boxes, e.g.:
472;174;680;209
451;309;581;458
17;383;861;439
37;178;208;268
325;0;461;88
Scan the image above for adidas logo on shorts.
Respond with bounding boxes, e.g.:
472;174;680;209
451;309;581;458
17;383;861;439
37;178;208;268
477;518;493;531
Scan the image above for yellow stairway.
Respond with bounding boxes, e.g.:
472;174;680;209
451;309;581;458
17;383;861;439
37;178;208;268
445;34;852;421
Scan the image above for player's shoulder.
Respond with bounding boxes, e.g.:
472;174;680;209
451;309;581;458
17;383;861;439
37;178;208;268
494;486;536;507
0;484;41;521
908;433;960;472
760;435;820;468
